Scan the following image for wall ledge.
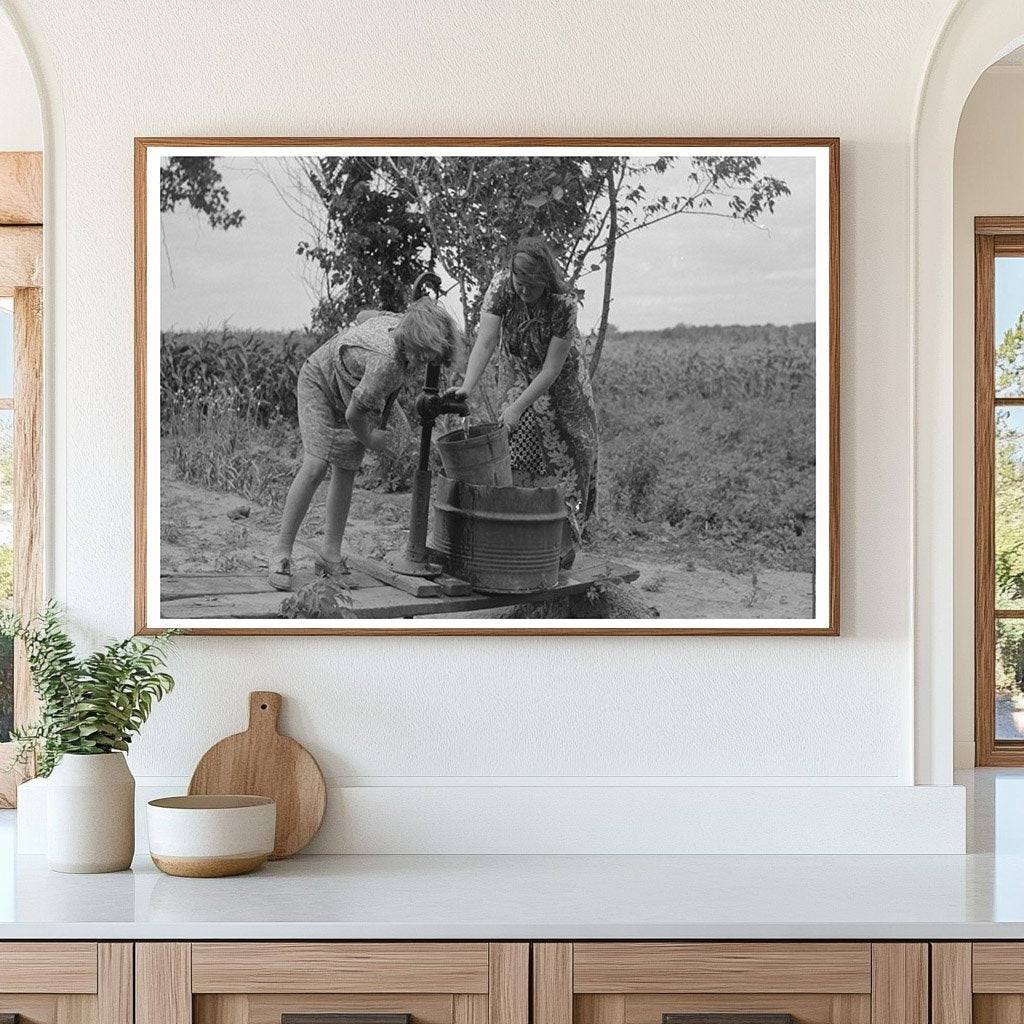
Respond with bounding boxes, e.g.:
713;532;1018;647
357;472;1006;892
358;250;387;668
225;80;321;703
17;778;967;856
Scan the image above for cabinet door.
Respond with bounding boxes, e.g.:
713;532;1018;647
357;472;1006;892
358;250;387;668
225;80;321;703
0;942;132;1024
534;944;927;1024
935;943;1024;1024
137;943;528;1024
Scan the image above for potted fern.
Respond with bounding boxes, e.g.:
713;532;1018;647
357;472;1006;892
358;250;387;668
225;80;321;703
2;604;177;873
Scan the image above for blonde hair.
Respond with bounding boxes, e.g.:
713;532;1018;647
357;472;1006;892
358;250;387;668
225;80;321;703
393;297;462;368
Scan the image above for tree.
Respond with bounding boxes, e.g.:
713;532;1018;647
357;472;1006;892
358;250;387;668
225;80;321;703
295;158;433;339
995;315;1024;609
160;157;244;230
295;155;790;378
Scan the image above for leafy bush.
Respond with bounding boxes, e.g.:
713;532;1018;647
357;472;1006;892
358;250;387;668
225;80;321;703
0;604;177;776
611;439;664;520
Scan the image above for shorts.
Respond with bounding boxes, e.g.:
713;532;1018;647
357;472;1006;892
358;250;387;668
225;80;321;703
296;359;411;470
296;360;367;470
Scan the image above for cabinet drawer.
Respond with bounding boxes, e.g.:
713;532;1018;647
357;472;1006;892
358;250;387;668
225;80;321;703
0;942;98;993
191;942;490;993
139;942;528;1024
572;943;872;994
534;943;925;1024
0;942;130;1024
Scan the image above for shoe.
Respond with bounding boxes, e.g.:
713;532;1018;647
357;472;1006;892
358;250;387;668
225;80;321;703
315;553;350;578
268;553;292;591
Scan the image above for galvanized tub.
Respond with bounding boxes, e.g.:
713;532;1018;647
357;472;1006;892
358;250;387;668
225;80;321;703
436;423;513;486
430;477;567;593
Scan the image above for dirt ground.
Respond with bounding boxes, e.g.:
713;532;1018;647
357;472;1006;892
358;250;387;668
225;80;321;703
160;465;813;620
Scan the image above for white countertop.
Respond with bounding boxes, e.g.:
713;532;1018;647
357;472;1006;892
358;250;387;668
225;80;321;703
1;769;1021;941
0;848;1022;940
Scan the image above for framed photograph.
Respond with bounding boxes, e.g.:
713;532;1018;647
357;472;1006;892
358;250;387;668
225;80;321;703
135;137;839;635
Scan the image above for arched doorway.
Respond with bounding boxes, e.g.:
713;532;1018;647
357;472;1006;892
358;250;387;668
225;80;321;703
914;0;1024;784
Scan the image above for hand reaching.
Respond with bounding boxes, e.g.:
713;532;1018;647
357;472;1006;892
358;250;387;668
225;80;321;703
499;404;523;432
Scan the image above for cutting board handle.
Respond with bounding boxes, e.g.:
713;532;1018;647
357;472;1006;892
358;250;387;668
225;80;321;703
248;691;282;734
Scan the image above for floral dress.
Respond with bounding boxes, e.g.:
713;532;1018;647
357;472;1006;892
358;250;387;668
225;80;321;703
480;268;599;542
297;314;410;469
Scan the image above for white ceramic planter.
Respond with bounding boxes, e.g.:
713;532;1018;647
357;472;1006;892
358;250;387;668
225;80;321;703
46;752;135;873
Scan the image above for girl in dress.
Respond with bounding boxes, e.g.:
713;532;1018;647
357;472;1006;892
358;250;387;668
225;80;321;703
451;237;599;559
269;299;461;591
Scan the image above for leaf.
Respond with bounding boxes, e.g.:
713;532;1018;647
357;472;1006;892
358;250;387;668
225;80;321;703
524;195;547;208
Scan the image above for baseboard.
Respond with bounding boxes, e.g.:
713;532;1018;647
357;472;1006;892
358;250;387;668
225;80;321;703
16;778;967;856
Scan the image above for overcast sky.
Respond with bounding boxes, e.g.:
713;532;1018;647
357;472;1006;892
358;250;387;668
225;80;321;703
160;154;817;334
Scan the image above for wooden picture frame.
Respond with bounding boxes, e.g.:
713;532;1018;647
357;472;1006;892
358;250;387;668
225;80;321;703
135;137;840;636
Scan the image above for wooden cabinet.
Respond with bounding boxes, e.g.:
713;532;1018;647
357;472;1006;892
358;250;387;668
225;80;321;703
931;943;1024;1024
532;944;928;1024
0;942;132;1024
136;943;528;1024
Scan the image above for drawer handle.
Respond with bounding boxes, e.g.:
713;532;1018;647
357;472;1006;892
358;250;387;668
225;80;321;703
665;1016;797;1024
283;1016;411;1024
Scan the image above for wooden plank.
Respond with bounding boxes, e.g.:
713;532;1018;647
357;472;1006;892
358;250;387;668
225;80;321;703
194;995;248;1024
973;943;1024;992
573;942;872;994
576;996;625;1024
870;945;927;1024
14;287;42;721
0;996;60;1024
98;945;133;1024
623;995;836;1024
0;152;42;224
977;217;1024;236
976;229;999;766
136;943;191;1024
534;944;573;1024
160;558;641;619
55;994;95;1024
453;995;487;1024
191;942;489;994
433;573;473;596
238;995;452;1024
0;943;98;994
0;226;42;288
345;553;442;597
489;944;528;1024
931;945;971;1024
831;996;872;1024
0;287;45;807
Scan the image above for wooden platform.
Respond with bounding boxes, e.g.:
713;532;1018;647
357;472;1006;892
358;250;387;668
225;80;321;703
161;555;640;619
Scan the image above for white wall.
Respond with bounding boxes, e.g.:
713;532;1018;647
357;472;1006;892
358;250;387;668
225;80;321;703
0;0;972;851
952;66;1024;768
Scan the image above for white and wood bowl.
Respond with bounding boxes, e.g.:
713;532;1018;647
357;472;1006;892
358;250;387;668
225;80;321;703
147;795;276;877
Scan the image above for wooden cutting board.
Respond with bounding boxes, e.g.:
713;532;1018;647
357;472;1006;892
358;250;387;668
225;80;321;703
188;691;326;859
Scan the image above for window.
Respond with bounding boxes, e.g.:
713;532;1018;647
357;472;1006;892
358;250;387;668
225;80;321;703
975;220;1024;764
0;149;43;804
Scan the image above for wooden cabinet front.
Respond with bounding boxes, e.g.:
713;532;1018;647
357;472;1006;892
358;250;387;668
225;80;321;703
136;943;528;1024
932;943;1024;1024
534;944;928;1024
0;942;132;1024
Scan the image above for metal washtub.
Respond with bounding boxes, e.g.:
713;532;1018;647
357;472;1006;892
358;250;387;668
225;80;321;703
430;476;567;593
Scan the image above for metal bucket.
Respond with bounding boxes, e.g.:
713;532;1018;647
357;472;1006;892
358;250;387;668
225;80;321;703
436;423;513;486
430;477;567;593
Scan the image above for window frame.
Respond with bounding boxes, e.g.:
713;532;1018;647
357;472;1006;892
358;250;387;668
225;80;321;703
0;151;43;806
975;217;1024;765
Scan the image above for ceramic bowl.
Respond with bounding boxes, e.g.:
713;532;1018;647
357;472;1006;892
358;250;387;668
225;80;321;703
147;795;276;877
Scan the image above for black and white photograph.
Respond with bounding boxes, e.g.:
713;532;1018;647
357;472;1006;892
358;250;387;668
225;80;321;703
137;140;838;634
